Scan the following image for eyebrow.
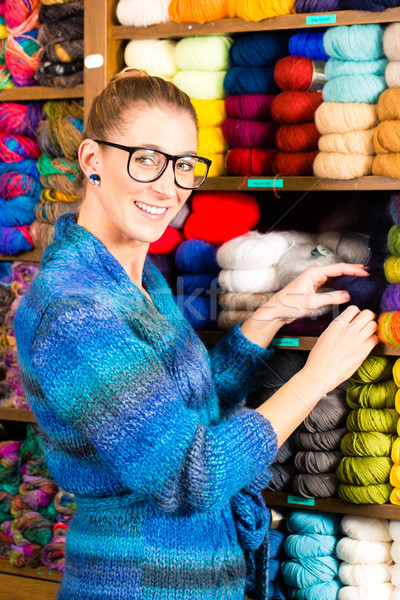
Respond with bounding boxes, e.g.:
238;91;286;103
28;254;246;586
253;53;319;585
138;144;198;155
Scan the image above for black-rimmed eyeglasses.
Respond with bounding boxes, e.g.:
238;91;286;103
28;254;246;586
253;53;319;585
94;140;212;190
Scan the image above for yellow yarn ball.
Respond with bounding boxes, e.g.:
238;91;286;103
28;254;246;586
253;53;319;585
390;463;400;487
392;437;400;463
374;121;400;154
377;88;400;120
390;487;400;504
373;153;400;178
384;256;400;283
227;0;295;21
341;431;397;457
318;130;375;155
191;98;226;128
393;359;400;386
206;153;226;177
315;102;377;135
347;408;398;434
338;482;392;504
175;36;232;71
337;456;393;486
346;381;397;409
173;70;226;100
197;127;228;156
352;356;395;383
313;152;373;179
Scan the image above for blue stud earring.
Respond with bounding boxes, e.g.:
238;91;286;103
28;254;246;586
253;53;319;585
89;173;101;186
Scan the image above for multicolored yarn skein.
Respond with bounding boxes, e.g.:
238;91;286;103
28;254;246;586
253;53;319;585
337;355;397;504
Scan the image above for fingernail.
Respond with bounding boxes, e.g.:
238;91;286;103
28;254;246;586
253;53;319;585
362;265;371;272
343;292;351;301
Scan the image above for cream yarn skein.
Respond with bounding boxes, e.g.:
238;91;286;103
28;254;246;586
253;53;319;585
124;39;178;79
336;538;392;564
218;267;279;293
116;0;171;26
315;102;378;134
339;563;392;586
340;515;391;541
338;583;394;600
216;231;291;270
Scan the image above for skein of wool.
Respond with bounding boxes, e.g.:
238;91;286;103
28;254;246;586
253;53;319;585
377;88;400;121
316;231;370;264
274;56;326;92
323;24;384;61
29;220;54;251
379;311;400;346
341;0;400;9
381;284;400;311
337;456;393;485
295;0;341;10
197;127;228;156
175;35;232;72
293;428;347;451
175;239;218;274
284;534;337;558
276;123;320;152
341;431;397;456
225;147;276;176
384;62;400;87
287;510;341;535
216;230;290;269
0;225;34;254
289;31;329;62
0;102;42;137
227;0;295;21
191;99;226;128
332;271;387;312
225;94;275;121
336;537;391;563
229;32;289;67
300;391;349;432
351;356;395;384
339;564;392;586
383;22;400;62
223;66;278;96
318;130;375;155
222;118;278;149
276;238;337;288
218;267;279;293
292;474;339;498
346;408;398;433
295;451;343;473
341;515;391;541
271;91;323;124
313;152;374;179
346;380;397;409
124;39;178;79
315;102;378;134
116;0;171;26
173;70;226;100
281;556;340;588
5;31;42;87
168;0;228;23
325;58;387;79
384;256;400;283
323;75;386;104
273;150;319;175
373;154;400;178
5;0;40;34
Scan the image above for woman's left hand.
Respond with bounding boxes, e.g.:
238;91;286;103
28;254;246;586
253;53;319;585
252;262;369;325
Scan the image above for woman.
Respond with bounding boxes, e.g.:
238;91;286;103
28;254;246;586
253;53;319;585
15;70;377;600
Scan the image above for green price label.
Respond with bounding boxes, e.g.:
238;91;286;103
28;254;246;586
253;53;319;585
248;178;283;189
271;337;300;348
287;495;316;507
306;14;336;24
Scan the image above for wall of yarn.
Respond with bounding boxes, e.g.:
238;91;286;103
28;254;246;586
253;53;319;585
0;102;42;256
0;422;76;572
32;99;83;251
389;359;400;503
36;0;84;88
379;195;400;346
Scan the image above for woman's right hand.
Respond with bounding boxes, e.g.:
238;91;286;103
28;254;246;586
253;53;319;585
303;305;379;394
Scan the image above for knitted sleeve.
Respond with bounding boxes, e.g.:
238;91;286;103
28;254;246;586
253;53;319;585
32;297;278;514
209;324;274;416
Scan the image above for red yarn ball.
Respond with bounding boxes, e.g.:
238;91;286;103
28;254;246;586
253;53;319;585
225;147;276;175
274;56;315;91
222;118;278;149
271;91;323;124
185;191;260;244
148;227;183;254
272;150;318;175
276;123;320;152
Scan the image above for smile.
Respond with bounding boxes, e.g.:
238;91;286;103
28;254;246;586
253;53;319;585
134;201;167;215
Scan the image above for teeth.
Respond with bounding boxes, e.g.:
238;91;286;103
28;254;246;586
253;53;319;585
136;201;166;215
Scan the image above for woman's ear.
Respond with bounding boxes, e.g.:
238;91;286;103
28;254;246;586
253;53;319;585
78;139;101;180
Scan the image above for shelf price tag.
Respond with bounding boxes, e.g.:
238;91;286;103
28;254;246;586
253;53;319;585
271;337;300;348
287;495;316;507
306;14;336;25
248;178;283;189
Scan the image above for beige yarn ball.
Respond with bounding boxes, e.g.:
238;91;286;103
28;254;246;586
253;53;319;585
383;23;400;60
124;39;178;79
313;152;373;179
318;130;375;155
315;102;378;134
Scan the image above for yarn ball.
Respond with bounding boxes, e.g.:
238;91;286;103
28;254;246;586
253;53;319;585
383;256;400;284
332;272;387;311
323;75;386;105
229;32;289;67
148;226;182;255
276;123;320;152
289;580;342;600
216;231;290;270
341;431;396;457
390;520;400;542
385;61;400;87
341;514;391;541
323;25;384;61
295;0;341;10
339;564;392;586
175;35;232;72
374;121;400;154
287;510;341;535
300;391;348;432
273;150;319;176
352;356;395;383
284;534;337;558
174;239;219;274
168;0;228;23
224;65;279;96
381;284;400;311
225;94;275;121
116;0;171;26
5;31;42;87
383;22;400;60
0;102;42;138
346;380;397;409
227;0;295;21
316;231;370;264
325;58;387;79
4;0;39;33
218;267;279;293
377;88;400;121
225;147;276;176
276;238;337;288
337;456;393;485
295;451;343;473
272;91;323;124
173;70;226;100
318;130;375;155
197;127;228;156
373;154;400;178
313;152;373;179
281;556;339;588
294;427;346;451
289;31;329;62
274;56;319;92
292;473;339;498
124;39;178;79
378;311;400;346
222;118;278;149
338;583;394;600
336;537;391;564
342;0;400;10
315;102;377;134
191;98;226;128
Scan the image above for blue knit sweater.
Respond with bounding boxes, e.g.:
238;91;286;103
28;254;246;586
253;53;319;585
15;213;278;600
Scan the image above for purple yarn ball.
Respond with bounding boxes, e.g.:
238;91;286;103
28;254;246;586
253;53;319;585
339;0;400;10
381;283;400;312
389;195;400;226
295;0;341;11
333;272;387;311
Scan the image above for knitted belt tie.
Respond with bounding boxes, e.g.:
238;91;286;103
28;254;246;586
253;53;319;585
231;489;271;600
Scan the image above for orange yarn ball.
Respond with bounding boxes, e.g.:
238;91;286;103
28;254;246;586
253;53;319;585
271;91;323;124
276;123;320;152
378;311;400;347
168;0;228;23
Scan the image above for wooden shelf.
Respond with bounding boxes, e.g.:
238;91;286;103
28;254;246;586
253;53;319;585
201;176;400;192
0;249;42;262
0;561;62;584
113;7;400;39
199;331;400;355
0;84;84;102
0;408;36;423
263;491;400;519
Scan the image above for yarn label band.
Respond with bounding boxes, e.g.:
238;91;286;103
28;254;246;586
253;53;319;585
271;338;300;348
309;61;327;92
306;14;336;25
287;495;316;506
248;179;283;188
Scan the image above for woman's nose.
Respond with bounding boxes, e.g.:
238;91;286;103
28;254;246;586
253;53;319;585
152;160;176;196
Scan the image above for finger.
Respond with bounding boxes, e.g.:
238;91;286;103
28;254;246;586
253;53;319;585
311;263;370;286
313;290;351;309
350;309;377;332
334;305;361;323
359;320;378;337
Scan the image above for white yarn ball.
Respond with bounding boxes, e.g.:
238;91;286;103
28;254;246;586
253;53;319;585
392;542;400;563
276;239;338;289
124;39;178;79
175;36;232;71
340;515;391;542
338;583;394;600
173;70;226;100
116;0;171;26
336;538;392;565
218;267;279;293
392;586;400;600
383;23;400;60
339;563;392;586
385;61;400;87
316;232;370;265
392;564;400;586
216;231;291;270
390;520;400;543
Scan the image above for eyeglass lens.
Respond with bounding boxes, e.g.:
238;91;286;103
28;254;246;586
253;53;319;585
128;149;208;189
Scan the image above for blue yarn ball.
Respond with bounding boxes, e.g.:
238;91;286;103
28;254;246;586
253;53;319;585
0;195;37;226
0;262;12;283
269;579;287;599
174;239;219;274
175;294;216;329
325;57;387;78
322;74;386;103
289;579;342;600
287;511;341;535
333;272;387;312
223;66;279;96
269;529;286;558
180;273;218;296
281;556;339;588
289;31;329;62
0;159;39;179
284;534;337;558
295;0;341;11
323;24;384;61
0;226;34;254
229;32;289;67
269;558;281;581
340;0;400;10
